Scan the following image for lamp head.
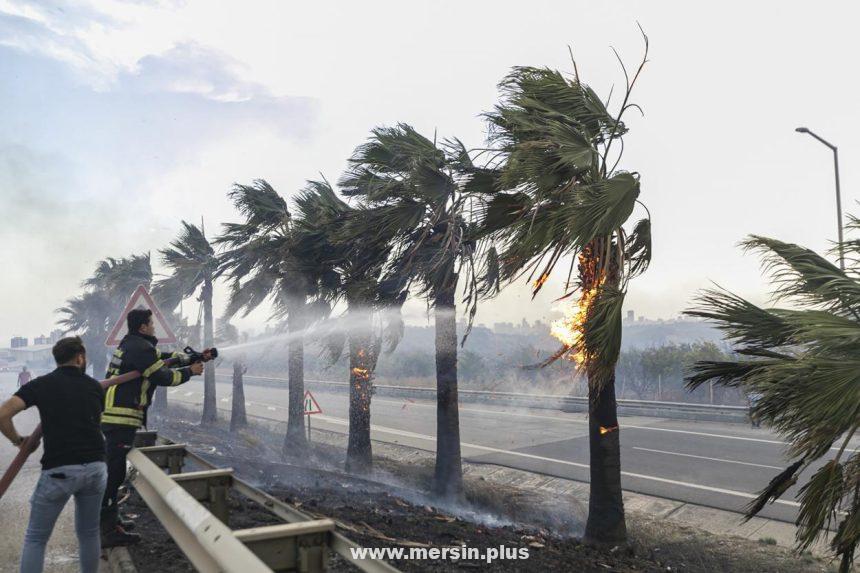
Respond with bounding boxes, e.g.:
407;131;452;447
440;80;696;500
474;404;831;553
796;127;810;133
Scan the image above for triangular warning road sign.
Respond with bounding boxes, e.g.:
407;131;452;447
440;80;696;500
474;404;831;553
105;285;177;346
303;390;322;415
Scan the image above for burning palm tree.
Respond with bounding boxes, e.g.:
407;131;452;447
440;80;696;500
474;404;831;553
154;221;219;425
340;125;497;498
291;179;405;473
483;33;651;544
686;221;860;572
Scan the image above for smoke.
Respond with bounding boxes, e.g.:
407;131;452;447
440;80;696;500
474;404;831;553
159;404;583;537
219;306;404;354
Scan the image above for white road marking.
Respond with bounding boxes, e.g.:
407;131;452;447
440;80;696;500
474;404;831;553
632;447;784;470
220;398;229;403
184;392;193;397
311;414;800;508
205;383;857;453
168;389;178;394
267;406;276;411
376;397;856;453
168;387;824;503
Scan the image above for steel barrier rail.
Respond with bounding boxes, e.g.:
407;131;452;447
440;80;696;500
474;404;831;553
127;432;401;573
226;372;749;422
128;446;277;572
178;446;402;573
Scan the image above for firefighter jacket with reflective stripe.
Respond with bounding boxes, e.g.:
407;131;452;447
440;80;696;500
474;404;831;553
102;332;192;428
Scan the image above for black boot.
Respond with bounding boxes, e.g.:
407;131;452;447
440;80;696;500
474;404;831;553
119;515;136;531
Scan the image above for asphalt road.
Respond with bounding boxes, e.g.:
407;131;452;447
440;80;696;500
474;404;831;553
3;368;848;526
159;373;860;525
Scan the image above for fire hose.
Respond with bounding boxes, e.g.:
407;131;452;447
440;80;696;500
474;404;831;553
0;346;217;500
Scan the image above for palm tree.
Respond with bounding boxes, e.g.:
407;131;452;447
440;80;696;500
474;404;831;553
685;222;860;572
292;179;405;474
216;180;327;452
85;254;153;310
230;357;248;432
59;255;154;379
484;36;651;545
154;221;219;424
56;289;112;378
340;125;495;498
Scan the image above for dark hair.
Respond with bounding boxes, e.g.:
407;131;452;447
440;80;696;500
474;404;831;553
53;336;86;365
128;308;153;333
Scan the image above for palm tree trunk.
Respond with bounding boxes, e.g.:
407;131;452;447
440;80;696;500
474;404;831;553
201;278;217;425
346;300;373;474
583;241;627;545
284;298;307;453
230;361;248;432
432;281;463;500
583;370;626;545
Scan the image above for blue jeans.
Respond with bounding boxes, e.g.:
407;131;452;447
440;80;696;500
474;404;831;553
20;462;108;573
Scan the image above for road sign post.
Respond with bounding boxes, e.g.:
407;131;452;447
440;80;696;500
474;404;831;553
303;390;322;443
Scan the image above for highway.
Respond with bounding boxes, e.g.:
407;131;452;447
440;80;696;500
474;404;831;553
162;373;859;525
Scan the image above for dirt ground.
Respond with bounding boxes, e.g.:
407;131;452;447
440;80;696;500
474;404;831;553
124;411;834;572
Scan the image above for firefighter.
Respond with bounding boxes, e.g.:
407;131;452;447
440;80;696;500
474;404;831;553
99;308;203;546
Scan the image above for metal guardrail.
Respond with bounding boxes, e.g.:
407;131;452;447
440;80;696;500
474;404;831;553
128;431;400;573
230;373;749;423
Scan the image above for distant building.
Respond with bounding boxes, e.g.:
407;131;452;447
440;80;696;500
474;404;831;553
8;344;53;368
626;310;635;322
34;334;50;345
10;336;27;348
49;329;63;343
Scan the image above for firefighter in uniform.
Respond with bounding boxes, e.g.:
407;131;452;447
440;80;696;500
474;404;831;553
100;308;203;546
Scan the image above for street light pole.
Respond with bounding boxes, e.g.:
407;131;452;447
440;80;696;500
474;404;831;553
795;127;845;270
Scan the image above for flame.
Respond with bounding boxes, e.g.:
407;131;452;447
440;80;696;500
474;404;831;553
352;367;370;379
550;250;602;366
550;286;598;365
599;425;619;435
533;272;550;291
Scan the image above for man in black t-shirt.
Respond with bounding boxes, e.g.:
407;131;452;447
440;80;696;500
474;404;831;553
0;337;107;573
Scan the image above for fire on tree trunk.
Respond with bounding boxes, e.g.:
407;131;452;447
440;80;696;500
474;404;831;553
551;243;627;546
585;370;626;544
433;281;463;500
346;322;373;474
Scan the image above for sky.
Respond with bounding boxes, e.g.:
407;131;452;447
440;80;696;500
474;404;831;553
1;0;859;344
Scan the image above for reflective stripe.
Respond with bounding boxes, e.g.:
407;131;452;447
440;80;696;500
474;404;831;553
143;359;164;378
106;385;116;409
101;414;142;427
140;380;150;407
171;369;183;386
104;405;143;418
109;349;124;367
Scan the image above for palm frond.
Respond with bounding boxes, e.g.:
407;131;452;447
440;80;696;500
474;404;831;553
742;235;860;315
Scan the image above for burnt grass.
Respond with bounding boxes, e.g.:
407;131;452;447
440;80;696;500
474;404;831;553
124;409;831;572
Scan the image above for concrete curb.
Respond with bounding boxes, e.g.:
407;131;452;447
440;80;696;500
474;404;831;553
103;547;137;573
